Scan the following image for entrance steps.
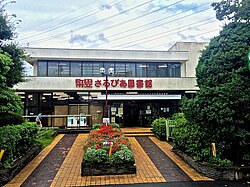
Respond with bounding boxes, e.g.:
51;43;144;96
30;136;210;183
122;127;155;137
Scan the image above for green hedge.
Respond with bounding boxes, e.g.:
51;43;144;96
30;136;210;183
92;123;121;130
0;122;39;169
151;117;166;138
171;113;233;167
0;112;25;127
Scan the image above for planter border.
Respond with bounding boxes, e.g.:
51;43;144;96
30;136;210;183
173;148;250;180
0;144;42;186
81;161;136;176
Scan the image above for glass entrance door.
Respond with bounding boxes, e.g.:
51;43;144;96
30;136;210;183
124;102;140;126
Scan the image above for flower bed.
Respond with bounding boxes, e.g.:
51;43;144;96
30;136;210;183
81;124;136;176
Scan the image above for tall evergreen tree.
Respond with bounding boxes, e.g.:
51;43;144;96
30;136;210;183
179;0;250;165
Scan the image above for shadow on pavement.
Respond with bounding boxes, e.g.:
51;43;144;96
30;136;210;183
83;180;249;187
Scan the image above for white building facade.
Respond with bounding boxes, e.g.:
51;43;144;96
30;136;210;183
15;42;207;127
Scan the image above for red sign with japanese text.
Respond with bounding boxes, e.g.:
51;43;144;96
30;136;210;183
75;79;152;89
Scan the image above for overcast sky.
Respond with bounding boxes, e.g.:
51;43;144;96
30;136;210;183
6;0;223;52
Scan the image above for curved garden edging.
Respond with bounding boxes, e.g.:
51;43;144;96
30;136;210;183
173;149;250;180
0;144;41;186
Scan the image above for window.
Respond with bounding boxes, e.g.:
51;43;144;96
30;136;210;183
36;60;181;77
168;63;181;77
157;63;168;77
48;62;58;76
148;63;157;77
104;62;115;74
92;62;103;77
82;62;93;76
136;63;147;77
59;62;70;76
115;62;126;76
126;63;135;77
37;61;47;76
71;62;82;76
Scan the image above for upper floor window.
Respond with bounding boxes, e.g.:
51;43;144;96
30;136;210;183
71;62;82;76
158;63;168;77
37;60;181;77
59;62;70;77
37;61;47;76
48;62;58;76
136;63;147;77
82;62;93;76
126;63;135;77
115;62;126;76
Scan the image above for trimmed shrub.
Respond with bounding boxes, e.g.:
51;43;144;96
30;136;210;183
92;124;102;130
0;122;39;169
0;112;25;127
34;129;57;149
109;145;135;164
171;113;233;167
151;117;166;138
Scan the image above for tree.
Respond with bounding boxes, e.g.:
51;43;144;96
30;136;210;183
179;0;250;165
2;44;25;87
211;0;250;22
0;50;12;86
0;1;24;115
0;13;13;41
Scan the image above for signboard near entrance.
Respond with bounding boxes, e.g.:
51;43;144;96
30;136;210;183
75;78;153;89
103;118;110;124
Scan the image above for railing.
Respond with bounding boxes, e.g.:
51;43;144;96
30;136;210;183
22;114;92;129
166;119;176;141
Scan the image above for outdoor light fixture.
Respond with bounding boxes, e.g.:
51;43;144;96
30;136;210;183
100;67;114;124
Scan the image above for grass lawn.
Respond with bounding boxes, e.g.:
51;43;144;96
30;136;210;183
35;129;57;149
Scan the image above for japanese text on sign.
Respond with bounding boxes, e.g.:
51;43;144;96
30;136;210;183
75;79;152;88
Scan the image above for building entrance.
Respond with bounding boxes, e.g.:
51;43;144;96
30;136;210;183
124;102;140;126
123;102;154;127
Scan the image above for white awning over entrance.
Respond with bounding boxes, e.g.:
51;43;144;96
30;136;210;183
96;94;181;100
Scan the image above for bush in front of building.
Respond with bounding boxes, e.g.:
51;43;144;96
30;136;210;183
92;123;121;130
0;112;25;127
0;122;39;169
34;129;57;149
151;117;166;139
171;113;233;167
171;113;208;160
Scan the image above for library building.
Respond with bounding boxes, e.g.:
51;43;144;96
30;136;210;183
14;42;207;128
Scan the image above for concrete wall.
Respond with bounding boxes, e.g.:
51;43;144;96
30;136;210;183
168;42;208;77
24;47;188;64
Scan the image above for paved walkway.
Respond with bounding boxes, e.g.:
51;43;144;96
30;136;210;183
5;128;212;187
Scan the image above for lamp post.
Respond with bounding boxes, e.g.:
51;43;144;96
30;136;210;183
100;67;114;124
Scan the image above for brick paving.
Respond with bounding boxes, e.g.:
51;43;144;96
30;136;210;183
5;128;212;187
21;134;77;187
4;134;64;187
150;137;212;181
136;137;191;181
51;135;165;186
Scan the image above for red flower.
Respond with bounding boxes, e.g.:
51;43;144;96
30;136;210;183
83;125;131;154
